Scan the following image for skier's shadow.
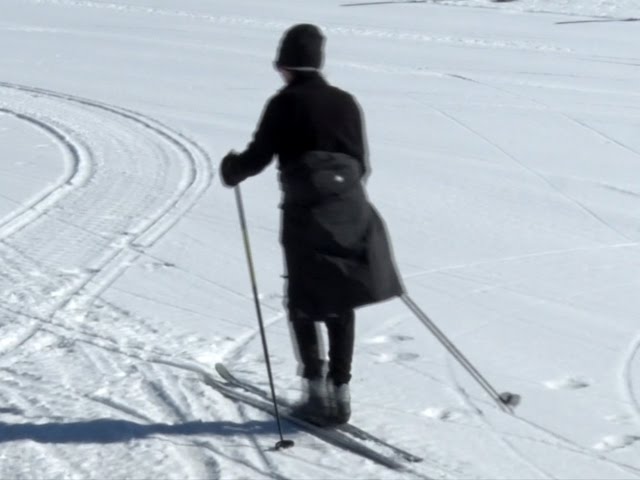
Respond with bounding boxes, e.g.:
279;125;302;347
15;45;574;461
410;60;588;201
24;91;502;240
0;418;296;444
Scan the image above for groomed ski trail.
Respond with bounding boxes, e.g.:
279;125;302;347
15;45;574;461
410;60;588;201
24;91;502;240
0;82;233;479
0;81;213;318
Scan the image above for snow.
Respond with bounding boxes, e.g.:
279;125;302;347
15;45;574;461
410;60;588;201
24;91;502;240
1;0;639;478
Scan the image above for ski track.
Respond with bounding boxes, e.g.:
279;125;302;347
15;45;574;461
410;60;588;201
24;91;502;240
442;362;555;480
0;300;306;479
0;80;214;321
426;73;640;452
451;74;640;157
0;306;270;478
1;82;213;313
0;81;230;478
148;358;437;479
222;311;287;364
444;361;640;479
395;349;640;477
403;242;640;280
22;0;571;53
440;72;640;239
0;319;40;358
410;94;636;244
236;404;291;480
229;365;460;479
142;366;221;479
461;73;640;162
0;107;91;239
513;415;640;477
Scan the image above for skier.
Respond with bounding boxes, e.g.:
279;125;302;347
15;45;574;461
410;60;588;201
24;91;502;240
220;23;404;426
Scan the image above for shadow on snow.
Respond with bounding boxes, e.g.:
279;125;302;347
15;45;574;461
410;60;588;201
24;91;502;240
0;418;296;444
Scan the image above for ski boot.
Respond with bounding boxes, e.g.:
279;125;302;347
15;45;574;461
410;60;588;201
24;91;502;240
330;382;351;425
290;378;333;426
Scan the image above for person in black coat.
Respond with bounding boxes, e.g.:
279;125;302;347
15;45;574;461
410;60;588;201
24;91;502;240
221;23;404;425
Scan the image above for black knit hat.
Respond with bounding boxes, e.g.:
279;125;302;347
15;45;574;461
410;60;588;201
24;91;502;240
275;24;325;71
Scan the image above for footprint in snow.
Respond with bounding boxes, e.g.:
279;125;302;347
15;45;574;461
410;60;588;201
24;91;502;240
543;376;591;390
604;413;633;425
593;435;640;452
257;292;282;302
143;261;175;272
421;407;469;422
375;352;419;363
364;334;414;345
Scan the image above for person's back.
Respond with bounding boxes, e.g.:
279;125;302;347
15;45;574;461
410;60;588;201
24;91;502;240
273;72;366;175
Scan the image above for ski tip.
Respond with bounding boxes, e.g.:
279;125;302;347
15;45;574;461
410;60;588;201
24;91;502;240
214;362;228;374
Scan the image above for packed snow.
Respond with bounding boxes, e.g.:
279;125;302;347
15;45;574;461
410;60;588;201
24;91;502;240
1;0;639;478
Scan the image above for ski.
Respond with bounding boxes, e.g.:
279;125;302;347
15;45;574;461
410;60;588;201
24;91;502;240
214;362;423;464
201;370;407;471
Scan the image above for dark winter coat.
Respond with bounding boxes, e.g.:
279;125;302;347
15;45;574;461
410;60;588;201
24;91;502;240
221;73;404;315
221;73;366;183
280;150;404;315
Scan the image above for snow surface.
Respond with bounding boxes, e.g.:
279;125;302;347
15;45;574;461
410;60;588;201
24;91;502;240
1;0;639;478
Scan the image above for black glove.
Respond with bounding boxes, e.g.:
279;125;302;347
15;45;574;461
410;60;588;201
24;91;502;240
220;151;244;187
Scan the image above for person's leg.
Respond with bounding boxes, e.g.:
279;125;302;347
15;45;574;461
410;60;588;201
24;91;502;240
325;310;355;424
326;310;355;386
289;309;324;380
288;309;332;425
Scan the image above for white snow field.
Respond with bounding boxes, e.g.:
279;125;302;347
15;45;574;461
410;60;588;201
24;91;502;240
1;0;639;478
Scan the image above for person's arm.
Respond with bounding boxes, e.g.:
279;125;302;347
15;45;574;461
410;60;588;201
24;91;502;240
220;96;281;187
348;95;369;180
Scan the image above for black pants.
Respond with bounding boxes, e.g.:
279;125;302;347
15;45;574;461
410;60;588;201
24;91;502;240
290;309;355;386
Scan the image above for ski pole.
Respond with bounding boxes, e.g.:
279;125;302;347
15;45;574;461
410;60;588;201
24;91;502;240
401;294;520;413
235;185;294;450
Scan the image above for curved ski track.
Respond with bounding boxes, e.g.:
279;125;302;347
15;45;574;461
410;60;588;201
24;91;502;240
0;106;91;239
0;80;213;319
0;82;240;479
